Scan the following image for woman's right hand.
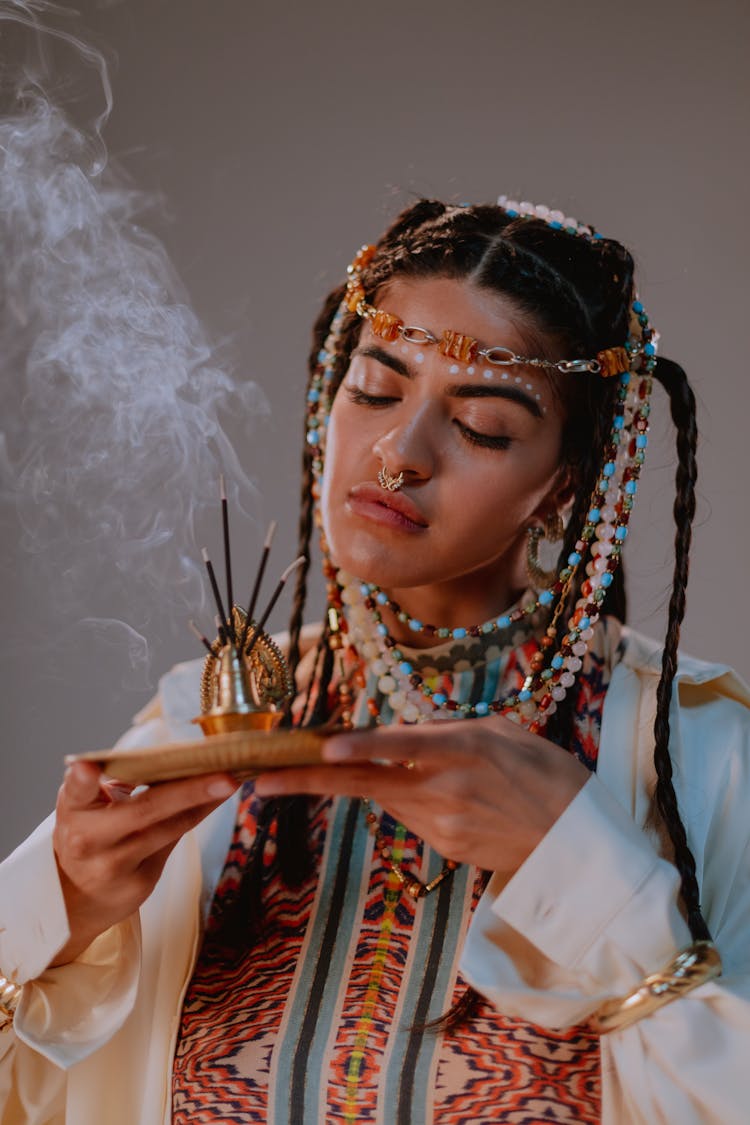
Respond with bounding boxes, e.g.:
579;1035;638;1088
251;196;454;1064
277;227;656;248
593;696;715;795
50;760;239;966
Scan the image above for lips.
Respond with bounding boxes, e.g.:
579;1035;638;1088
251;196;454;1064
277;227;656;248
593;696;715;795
348;482;429;531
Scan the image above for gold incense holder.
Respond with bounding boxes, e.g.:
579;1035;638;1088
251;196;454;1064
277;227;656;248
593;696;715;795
193;606;293;736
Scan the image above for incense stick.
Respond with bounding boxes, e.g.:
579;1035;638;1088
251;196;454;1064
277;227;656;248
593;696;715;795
239;520;277;651
214;614;228;648
188;619;216;656
243;556;305;660
220;474;235;637
202;547;232;643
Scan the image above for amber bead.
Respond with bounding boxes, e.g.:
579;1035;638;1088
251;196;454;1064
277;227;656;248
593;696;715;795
372;310;403;342
438;330;478;364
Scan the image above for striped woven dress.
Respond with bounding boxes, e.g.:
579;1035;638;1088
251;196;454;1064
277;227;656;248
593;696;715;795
172;621;619;1124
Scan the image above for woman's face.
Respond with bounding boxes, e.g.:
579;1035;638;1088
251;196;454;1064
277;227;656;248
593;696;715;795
320;276;570;623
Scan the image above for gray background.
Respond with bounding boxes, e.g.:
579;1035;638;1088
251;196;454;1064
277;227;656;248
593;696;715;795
1;0;748;858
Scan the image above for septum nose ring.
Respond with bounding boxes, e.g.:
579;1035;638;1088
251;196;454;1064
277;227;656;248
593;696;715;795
377;466;405;492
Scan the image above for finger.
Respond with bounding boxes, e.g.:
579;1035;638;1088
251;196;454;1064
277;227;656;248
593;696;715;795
102;779;136;804
104;771;240;836
118;795;234;867
254;763;418;800
322;721;478;766
59;761;108;810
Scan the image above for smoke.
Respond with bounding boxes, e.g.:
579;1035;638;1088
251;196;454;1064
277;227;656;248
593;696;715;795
0;3;268;676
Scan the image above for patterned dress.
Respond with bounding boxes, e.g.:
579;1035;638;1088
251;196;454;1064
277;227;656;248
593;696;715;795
172;620;620;1124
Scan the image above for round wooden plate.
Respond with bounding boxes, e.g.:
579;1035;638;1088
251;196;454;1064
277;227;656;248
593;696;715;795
65;728;329;784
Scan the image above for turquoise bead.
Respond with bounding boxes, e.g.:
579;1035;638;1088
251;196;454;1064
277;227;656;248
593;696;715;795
475;701;490;715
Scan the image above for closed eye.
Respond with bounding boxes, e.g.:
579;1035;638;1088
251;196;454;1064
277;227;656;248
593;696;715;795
344;386;399;408
454;420;511;450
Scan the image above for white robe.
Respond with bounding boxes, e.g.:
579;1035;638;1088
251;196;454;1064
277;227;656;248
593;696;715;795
1;627;749;1124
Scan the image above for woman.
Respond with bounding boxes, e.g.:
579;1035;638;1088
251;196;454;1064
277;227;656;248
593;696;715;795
1;198;749;1124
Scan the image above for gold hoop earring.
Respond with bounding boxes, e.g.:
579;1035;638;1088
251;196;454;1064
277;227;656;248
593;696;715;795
377;466;405;492
526;522;561;588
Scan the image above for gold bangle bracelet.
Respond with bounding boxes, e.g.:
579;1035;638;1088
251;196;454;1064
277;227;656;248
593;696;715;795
588;941;722;1035
0;974;23;1033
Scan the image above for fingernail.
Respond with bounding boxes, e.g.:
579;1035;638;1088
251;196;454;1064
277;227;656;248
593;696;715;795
323;739;352;762
207;778;236;799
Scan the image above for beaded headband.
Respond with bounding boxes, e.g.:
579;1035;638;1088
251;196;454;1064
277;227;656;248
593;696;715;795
305;197;656;734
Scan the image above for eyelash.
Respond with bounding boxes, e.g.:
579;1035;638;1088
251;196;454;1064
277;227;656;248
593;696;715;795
344;386;512;452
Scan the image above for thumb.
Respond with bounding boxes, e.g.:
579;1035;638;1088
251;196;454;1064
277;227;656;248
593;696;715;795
59;760;107;810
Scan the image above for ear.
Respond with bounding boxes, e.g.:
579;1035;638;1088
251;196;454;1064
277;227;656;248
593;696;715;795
528;466;575;527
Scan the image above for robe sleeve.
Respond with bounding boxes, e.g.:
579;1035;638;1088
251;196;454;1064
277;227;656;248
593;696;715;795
461;665;750;1124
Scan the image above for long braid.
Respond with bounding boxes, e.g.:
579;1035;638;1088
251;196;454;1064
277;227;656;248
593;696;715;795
651;356;710;940
284;449;315;708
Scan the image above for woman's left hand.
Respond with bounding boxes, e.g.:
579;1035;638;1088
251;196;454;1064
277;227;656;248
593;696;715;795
254;718;591;879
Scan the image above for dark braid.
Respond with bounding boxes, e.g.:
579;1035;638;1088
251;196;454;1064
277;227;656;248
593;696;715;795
651;356;710;941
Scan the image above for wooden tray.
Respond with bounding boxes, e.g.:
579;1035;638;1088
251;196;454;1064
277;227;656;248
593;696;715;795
66;728;329;785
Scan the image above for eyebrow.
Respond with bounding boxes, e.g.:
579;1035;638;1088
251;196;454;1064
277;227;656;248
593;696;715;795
352;343;543;420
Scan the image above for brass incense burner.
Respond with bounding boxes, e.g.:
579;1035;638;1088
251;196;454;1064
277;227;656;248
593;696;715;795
194;606;293;735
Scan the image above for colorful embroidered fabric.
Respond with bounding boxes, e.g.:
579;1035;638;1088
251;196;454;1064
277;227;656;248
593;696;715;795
172;620;620;1124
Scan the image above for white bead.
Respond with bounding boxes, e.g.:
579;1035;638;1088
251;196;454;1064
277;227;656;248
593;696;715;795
535;204;550;218
572;641;587;656
593;557;608;573
551;685;566;702
518;700;537;718
560;672;576;688
362;642;380;660
564;216;579;230
549;210;565;224
504;710;522;724
596;523;616;541
519;200;535;215
371;659;388;677
580;627;594;641
378;675;396;693
544;700;557;715
565;656;582;673
401;703;420;723
389;691;406;710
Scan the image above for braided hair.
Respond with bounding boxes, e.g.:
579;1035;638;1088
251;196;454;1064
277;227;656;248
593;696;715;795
219;199;708;1013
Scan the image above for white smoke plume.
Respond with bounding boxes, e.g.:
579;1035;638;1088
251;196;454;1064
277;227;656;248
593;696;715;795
0;2;267;677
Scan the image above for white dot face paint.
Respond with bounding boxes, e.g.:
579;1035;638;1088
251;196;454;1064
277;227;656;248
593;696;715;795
449;364;459;375
415;352;425;364
501;372;508;380
467;365;475;375
515;376;522;383
482;368;493;380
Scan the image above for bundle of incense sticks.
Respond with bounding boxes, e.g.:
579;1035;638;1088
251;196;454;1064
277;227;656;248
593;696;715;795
191;477;304;658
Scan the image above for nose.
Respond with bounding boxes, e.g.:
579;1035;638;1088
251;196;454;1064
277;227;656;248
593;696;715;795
372;402;437;483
